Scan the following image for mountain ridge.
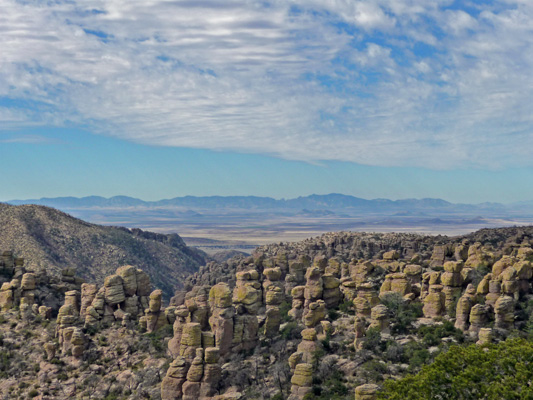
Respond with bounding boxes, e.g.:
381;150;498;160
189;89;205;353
7;193;519;212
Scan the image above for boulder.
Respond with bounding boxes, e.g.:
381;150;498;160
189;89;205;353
116;265;138;296
104;275;125;305
355;384;379;400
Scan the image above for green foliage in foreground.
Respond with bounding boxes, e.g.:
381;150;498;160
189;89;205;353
378;338;533;400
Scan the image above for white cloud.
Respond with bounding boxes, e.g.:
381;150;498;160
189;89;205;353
1;0;533;169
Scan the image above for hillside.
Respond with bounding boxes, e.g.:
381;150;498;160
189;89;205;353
0;203;208;296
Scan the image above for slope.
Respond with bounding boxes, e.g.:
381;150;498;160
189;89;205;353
0;203;207;296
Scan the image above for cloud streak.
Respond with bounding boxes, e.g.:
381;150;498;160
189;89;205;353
1;0;533;169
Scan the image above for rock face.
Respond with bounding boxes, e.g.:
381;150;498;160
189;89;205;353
441;261;464;315
208;283;234;356
0;254;69;319
477;328;493;345
232;270;260;352
354;315;367;350
469;304;491;338
455;284;476;331
141;289;168;333
289;329;321;371
380;272;411;297
84;266;155;329
56;303;86;358
423;285;445;318
355;384;379;400
161;356;191;400
369;304;390;333
322;273;341;308
494;295;515;331
465;242;494;269
303;300;326;328
263;267;284;337
289;363;314;399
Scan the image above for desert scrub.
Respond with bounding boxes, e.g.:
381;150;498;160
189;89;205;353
306;355;350;400
279;301;292;322
338;299;355;315
280;322;302;340
380;293;422;334
416;320;464;346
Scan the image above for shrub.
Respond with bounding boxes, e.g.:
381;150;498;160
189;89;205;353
306;364;350;399
280;322;302;340
379;338;533;400
279;301;292;323
328;309;340;321
338;299;355;315
417;320;464;344
361;359;388;383
362;328;384;353
381;293;423;335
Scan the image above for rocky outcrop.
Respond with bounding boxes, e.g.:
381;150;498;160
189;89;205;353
263;267;284;337
303;300;326;328
494;295;514;331
423;285;445;318
353;315;367;350
232;271;260;351
161;356;191;400
85;266;153;328
185;286;210;329
355;384;379;400
208;283;234;356
380;272;411;297
441;261;464;315
322;273;341;308
454;284;476;331
477;328;493;345
465;242;494;269
289;286;305;320
141;289;169;333
285;256;308;296
289;363;314;399
468;304;491;338
369;304;390;334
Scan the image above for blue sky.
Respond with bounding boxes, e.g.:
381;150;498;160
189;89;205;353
1;0;533;203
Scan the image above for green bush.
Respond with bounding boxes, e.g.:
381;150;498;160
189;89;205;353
280;322;302;340
361;359;388;383
338;299;355;315
279;301;292;323
328;309;340;321
306;366;350;399
417;320;464;345
362;328;384;353
379;338;533;399
381;293;423;335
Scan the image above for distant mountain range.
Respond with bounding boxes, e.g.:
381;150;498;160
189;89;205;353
7;193;525;213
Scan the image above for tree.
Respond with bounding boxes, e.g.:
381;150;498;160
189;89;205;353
378;338;533;400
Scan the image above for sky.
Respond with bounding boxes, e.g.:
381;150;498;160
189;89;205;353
1;0;533;203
